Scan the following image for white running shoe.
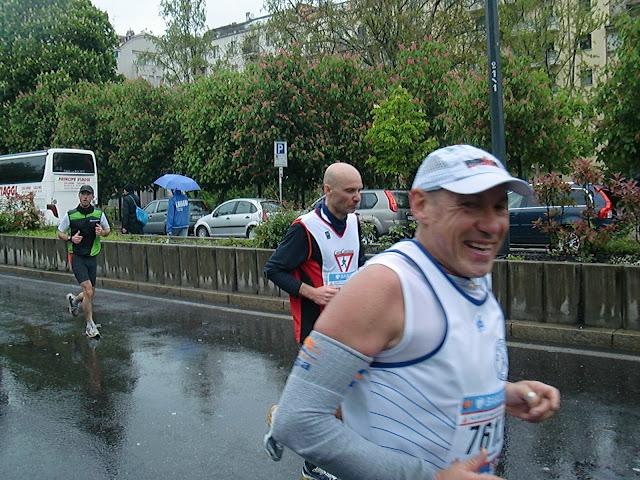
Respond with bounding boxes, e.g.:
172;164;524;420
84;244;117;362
66;293;80;317
85;321;100;338
301;461;339;480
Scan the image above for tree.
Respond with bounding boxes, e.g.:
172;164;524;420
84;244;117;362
594;15;640;178
440;54;592;179
3;71;74;151
394;40;457;141
0;0;118;153
231;51;384;205
55;80;182;201
0;0;118;105
54;82;120;201
144;0;213;84
364;85;435;186
173;70;245;200
263;0;482;68
106;81;183;189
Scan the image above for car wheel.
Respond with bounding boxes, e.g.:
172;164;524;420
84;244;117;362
555;231;580;254
196;226;209;237
247;226;256;239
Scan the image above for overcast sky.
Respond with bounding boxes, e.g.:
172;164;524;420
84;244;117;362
91;0;267;36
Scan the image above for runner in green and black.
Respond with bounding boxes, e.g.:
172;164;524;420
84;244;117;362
57;185;110;338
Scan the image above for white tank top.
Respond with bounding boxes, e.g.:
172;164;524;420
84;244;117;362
341;239;508;474
298;209;360;287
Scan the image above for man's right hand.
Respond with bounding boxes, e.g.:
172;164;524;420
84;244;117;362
121;227;127;234
71;232;83;244
435;450;503;480
300;284;340;306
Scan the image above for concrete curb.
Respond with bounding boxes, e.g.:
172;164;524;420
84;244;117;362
0;264;288;315
1;264;638;354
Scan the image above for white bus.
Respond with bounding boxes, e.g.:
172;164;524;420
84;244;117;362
0;148;98;225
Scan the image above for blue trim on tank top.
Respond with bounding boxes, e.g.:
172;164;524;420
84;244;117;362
409;239;489;306
370;247;448;368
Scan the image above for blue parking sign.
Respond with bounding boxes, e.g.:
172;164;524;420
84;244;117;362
274;141;288;167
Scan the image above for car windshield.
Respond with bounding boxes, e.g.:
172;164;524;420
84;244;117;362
261;201;281;213
189;200;207;213
392;191;409;209
508;191;525;209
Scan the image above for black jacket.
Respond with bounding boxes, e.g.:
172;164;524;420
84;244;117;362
122;193;143;233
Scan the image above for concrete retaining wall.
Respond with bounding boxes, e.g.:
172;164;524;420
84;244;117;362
0;235;637;332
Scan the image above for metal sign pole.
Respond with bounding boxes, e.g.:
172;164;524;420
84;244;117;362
278;167;283;204
485;0;510;256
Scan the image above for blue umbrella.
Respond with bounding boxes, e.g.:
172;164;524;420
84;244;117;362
154;174;201;192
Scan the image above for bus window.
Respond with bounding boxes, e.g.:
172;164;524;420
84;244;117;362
0;154;47;184
53;152;95;174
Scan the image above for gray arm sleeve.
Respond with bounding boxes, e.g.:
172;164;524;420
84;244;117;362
271;331;438;480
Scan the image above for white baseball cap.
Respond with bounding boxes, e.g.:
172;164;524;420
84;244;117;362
412;145;532;196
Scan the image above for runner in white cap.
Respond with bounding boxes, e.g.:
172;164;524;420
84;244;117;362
265;145;560;479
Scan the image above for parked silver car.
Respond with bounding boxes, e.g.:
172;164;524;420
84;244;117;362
142;199;208;235
311;189;411;237
194;198;281;238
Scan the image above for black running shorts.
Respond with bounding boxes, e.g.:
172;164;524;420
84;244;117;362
71;254;97;286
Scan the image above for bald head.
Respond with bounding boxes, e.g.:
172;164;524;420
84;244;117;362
322;162;363;219
324;162;361;188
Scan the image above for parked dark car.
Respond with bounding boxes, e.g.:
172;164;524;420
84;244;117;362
508;183;614;246
142;199;208;235
311;189;411;238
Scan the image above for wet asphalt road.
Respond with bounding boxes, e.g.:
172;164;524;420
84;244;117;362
0;273;639;480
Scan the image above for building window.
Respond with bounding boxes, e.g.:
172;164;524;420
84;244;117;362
545;43;559;63
579;33;592;50
212;45;220;59
228;40;237;56
580;68;593;87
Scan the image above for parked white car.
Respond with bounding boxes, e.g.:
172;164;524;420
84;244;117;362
194;198;281;238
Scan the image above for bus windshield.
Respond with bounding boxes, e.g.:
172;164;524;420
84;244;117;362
0;153;46;184
53;152;95;174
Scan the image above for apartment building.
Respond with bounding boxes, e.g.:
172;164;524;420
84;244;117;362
114;12;274;83
210;12;275;70
115;31;164;86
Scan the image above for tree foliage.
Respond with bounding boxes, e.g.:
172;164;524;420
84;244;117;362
231;51;384;204
364;85;434;186
0;0;118;153
0;0;118;105
394;40;457;141
55;80;181;201
174;70;245;199
594;15;640;177
3;71;75;152
54;82;120;201
263;0;482;68
144;0;213;84
440;54;592;179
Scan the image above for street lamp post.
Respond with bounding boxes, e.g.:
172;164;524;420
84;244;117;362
485;0;510;255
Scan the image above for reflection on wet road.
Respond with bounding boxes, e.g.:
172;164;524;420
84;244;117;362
0;274;300;479
0;273;639;479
